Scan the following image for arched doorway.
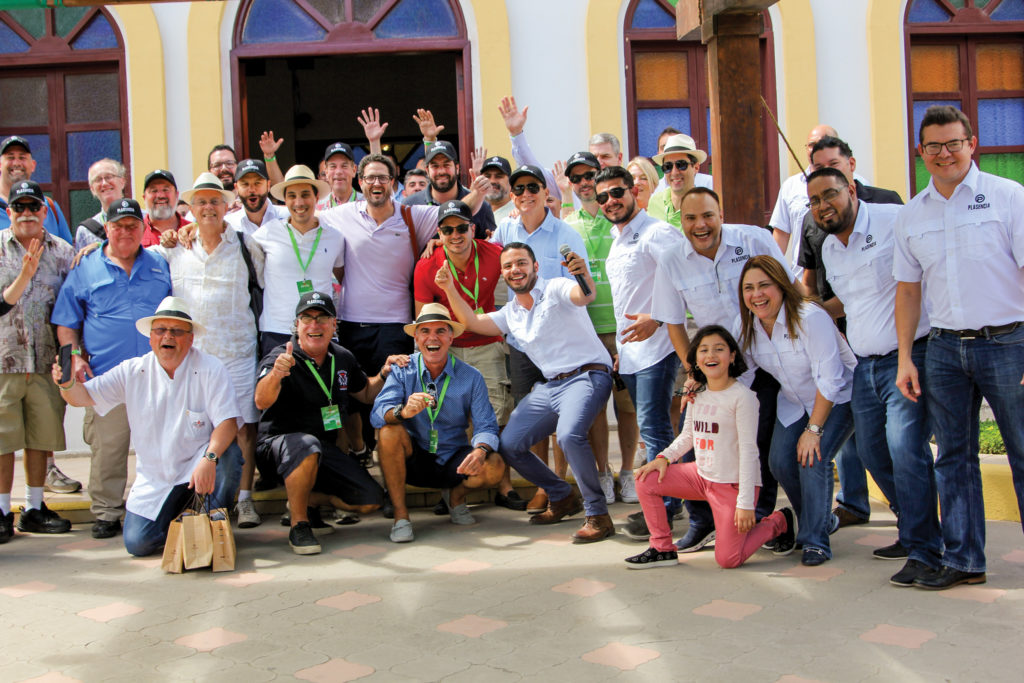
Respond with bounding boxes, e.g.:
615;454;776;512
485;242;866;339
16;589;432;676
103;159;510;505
231;0;472;174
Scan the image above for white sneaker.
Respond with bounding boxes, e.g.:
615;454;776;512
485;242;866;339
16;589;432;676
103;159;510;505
598;470;615;505
618;470;638;504
390;519;414;543
235;498;261;528
44;464;81;494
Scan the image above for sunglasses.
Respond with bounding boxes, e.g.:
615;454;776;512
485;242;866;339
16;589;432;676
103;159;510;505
439;223;471;236
595;187;628;205
150;327;191;338
662;160;692;173
10;202;42;213
568;170;596;184
511;183;542;196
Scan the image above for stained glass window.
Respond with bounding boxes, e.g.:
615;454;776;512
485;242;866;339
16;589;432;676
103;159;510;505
71;14;118;50
638;109;690;158
631;0;676;30
376;0;457;38
908;0;952;23
992;0;1024;20
242;0;326;44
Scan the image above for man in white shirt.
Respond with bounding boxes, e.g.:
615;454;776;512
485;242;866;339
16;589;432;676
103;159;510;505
480;156;514;224
894;105;1024;590
54;297;241;557
225;159;289;236
811;167;942;587
440;242;615;543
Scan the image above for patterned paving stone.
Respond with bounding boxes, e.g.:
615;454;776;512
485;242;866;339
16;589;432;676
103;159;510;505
436;614;508;637
854;533;898;547
936;585;1006;603
780;564;845;581
331;543;388;558
580;642;661;670
56;538;110;552
174;627;248;652
551;577;615;597
214;571;275;587
316;591;382;611
17;674;82;683
433;558;492;574
294;658;375;683
1001;549;1024;563
691;599;764;621
77;601;144;623
859;624;938;649
0;581;56;598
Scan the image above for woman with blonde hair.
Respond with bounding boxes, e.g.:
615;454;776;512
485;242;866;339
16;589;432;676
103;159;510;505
627;157;659;210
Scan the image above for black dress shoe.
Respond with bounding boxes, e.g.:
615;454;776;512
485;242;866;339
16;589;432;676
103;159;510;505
873;541;909;560
494;490;528;511
433;496;449;516
801;547;829;566
91;518;121;539
913;565;986;590
18;503;72;534
890;559;932;587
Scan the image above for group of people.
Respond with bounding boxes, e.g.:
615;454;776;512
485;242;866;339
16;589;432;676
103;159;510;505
1;100;1021;593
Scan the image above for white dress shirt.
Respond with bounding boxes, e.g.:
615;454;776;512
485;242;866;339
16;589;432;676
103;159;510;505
86;348;241;520
736;302;856;426
770;169;866;264
822;202;930;357
605;209;684;374
225;202;290;236
489;277;611;379
892;163;1024;330
652;224;791;329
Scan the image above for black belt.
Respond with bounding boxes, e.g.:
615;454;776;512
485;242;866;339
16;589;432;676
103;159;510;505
546;363;610;382
865;336;927;361
933;321;1023;340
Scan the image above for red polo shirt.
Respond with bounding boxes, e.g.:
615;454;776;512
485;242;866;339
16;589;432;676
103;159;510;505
141;214;188;247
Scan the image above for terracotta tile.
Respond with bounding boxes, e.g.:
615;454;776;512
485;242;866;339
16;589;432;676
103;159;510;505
433;558;491;574
18;674;82;683
781;565;844;581
316;591;381;611
77;602;143;623
551;577;615;597
776;676;825;683
859;624;937;649
215;571;274;587
131;558;163;569
936;586;1005;603
0;581;56;598
436;614;508;638
854;533;897;547
174;627;248;652
332;543;387;559
581;642;660;670
56;538;109;551
534;533;571;546
1002;549;1024;563
244;528;288;543
294;658;374;683
692;599;763;621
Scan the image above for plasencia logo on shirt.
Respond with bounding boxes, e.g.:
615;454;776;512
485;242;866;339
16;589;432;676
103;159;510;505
968;194;990;210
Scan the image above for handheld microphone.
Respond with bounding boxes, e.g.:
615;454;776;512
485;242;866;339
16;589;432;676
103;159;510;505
559;243;591;297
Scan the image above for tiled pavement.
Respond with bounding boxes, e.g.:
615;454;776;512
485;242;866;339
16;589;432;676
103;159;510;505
3;490;1024;682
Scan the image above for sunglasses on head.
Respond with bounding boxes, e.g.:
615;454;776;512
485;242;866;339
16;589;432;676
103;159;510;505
439;222;471;236
10;202;42;213
595;187;628;205
568;170;596;184
511;182;542;196
662;159;692;173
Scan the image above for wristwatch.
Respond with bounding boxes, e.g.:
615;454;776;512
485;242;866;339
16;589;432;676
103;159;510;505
393;404;406;423
203;451;219;463
805;424;824;436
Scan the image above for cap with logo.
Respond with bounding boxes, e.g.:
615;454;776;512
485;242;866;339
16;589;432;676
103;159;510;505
509;164;547;188
0;136;31;155
565;151;600;174
479;155;511;176
437;199;473;225
235;158;269;181
144;169;177;191
8;180;44;204
425;141;458;164
108;198;145;223
323;142;354;162
295;290;337;318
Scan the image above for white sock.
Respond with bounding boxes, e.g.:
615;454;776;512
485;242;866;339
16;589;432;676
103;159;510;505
46;455;55;468
0;493;10;515
27;486;44;511
238;489;252;502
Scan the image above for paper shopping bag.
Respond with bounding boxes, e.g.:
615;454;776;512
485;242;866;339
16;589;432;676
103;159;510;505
210;508;236;572
181;495;214;569
161;516;184;574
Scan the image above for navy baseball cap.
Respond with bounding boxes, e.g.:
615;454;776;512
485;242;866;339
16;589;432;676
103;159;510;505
425;141;458;164
8;180;44;204
0;136;31;155
323;142;354;162
107;198;145;223
296;290;336;318
565;151;600;173
235;158;268;181
480;155;511;176
144;169;177;190
509;164;547;188
437;200;473;224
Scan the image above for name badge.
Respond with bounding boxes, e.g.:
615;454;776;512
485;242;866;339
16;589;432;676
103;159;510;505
297;279;314;294
429;429;439;454
321;405;342;431
589;259;602;282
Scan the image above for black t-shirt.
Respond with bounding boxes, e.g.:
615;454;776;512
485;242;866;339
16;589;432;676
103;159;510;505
257;341;368;442
402;185;494;239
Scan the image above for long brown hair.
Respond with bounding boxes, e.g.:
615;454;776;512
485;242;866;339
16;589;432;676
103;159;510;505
737;255;811;352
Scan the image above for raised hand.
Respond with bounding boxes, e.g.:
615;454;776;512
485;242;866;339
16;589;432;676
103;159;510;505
498;96;528;136
413;109;445;141
358;107;389;144
273;341;296;377
259;131;283;158
470;147;487;177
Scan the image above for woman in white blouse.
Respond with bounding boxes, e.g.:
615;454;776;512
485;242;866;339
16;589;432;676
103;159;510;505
736;255;856;567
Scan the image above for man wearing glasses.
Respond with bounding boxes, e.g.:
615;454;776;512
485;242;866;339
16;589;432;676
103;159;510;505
52;198;172;539
73;158;127;251
894;104;1024;590
0;136;73;246
647;134;707;229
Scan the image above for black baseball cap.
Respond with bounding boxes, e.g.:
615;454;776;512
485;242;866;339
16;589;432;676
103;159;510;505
480;155;511;176
144;169;177;190
509;164;547;187
425;141;457;164
0;136;31;155
8;180;44;204
107;198;145;223
565;151;600;173
323;142;354;162
437;200;473;224
235;158;268;181
295;290;336;318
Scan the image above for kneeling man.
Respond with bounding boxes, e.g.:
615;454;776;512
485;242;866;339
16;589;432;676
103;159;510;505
371;304;505;543
54;297;242;556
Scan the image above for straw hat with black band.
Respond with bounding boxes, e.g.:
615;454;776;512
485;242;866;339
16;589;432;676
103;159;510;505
179;172;235;205
135;296;206;337
270;164;331;202
403;303;464;338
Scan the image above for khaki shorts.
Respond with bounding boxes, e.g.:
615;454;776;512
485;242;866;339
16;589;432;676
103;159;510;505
598;332;636;414
0;373;67;452
450;341;513;426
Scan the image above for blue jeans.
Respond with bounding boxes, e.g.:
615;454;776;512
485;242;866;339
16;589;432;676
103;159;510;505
621;352;680;458
925;326;1024;573
769;403;854;558
499;370;613;516
124;442;243;556
853;343;942;567
834;436;871;520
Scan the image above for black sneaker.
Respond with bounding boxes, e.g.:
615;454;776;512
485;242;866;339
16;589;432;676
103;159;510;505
873;541;909;560
624;510;673;541
890;559;931;587
0;511;13;543
351;446;373;469
772;507;797;556
381;494;395;519
624;546;679;570
282;507;334;536
288;521;321;555
17;503;71;534
92;518;121;539
675;526;715;553
494;490;528;511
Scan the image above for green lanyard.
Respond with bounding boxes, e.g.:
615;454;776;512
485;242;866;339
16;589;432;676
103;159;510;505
288;225;322;276
444;244;481;312
304;354;335;405
418;354;453;426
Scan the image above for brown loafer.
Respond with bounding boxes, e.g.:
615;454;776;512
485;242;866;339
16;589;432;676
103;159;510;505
529;494;582;525
572;514;615;544
526;490;549;515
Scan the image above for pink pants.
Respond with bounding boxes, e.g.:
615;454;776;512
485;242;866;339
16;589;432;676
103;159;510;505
637;462;787;569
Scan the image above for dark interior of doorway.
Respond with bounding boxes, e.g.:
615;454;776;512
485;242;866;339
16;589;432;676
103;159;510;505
240;51;459;176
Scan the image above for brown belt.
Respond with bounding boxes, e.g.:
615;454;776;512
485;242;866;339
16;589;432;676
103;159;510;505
933;321;1022;339
546;363;610;382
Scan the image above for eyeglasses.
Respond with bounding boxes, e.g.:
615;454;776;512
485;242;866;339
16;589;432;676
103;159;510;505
298;313;333;325
89;173;121;186
192;198;224;208
921;138;969;155
151;327;191;338
595;187;628;205
511;183;542;196
10;202;42;213
805;187;844;210
210;161;236;170
662;160;692;173
439;223;471;236
360;175;392;185
568;170;596;184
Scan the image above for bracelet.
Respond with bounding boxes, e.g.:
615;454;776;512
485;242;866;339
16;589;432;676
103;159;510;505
71;348;81;356
263;155;276;162
561;202;574;208
59;379;76;390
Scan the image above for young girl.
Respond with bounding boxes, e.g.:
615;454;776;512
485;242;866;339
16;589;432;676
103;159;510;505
624;325;795;569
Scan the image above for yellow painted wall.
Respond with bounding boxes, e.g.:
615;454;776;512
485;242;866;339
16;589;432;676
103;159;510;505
775;0;818;175
114;5;166;200
867;0;911;199
586;0;625;146
471;0;514;160
186;2;226;180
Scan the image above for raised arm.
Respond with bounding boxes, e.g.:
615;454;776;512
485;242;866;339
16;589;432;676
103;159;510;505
358;107;389;156
435;265;503;336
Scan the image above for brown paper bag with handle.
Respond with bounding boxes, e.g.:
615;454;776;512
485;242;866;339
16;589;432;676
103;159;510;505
210;508;236;572
181;495;213;569
161;516;184;573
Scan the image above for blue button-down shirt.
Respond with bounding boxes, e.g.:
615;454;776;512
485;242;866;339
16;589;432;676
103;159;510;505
371;351;498;464
491;208;589;280
51;244;171;375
